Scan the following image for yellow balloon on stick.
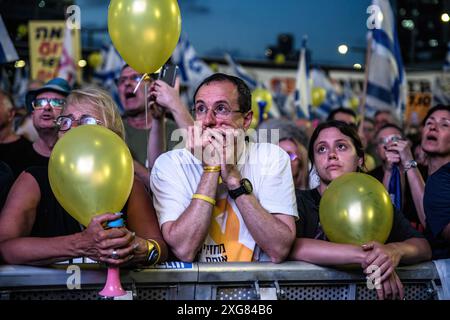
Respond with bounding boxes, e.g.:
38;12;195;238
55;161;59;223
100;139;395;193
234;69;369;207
319;172;393;245
251;88;272;127
88;51;103;69
49;125;134;227
350;96;360;110
108;0;181;74
311;87;326;107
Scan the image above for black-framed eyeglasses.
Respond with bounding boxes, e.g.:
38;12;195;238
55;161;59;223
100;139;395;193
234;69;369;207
191;105;245;119
55;115;103;131
32;98;66;109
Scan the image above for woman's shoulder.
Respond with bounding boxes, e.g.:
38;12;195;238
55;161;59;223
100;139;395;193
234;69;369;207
295;188;321;202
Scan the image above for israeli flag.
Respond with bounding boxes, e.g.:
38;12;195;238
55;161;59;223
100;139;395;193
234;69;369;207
432;77;450;106
310;68;341;120
294;37;311;119
366;0;407;122
224;53;258;90
92;44;125;113
171;33;213;102
57;25;77;86
0;15;18;64
224;53;280;118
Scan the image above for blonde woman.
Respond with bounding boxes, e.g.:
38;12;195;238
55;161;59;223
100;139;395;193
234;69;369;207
0;87;168;267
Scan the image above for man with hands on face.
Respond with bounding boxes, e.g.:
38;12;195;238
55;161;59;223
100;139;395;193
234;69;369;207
150;73;298;263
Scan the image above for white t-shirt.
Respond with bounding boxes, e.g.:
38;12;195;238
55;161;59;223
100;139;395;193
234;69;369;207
150;142;298;262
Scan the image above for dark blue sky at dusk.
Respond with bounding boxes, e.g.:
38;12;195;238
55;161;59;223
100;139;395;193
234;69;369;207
76;0;374;67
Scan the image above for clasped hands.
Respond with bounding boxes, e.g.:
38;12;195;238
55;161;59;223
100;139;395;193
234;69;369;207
361;241;404;300
187;125;246;185
384;138;414;171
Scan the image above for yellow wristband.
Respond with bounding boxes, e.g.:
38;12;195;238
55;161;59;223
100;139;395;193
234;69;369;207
203;166;221;172
192;193;216;206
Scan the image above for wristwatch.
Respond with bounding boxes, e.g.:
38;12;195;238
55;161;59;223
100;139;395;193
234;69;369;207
404;160;418;172
229;178;253;200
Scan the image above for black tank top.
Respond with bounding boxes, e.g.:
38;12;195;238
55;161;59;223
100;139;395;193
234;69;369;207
27;166;82;237
26;167;130;237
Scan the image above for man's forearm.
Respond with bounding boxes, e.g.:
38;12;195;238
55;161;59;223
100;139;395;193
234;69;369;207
235;194;295;263
163;171;220;261
148;118;166;170
171;102;194;129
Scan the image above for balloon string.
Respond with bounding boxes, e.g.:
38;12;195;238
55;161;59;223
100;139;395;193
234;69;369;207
144;74;151;169
133;73;148;94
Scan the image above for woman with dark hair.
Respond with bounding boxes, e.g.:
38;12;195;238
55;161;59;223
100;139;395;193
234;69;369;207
421;105;450;259
289;120;431;300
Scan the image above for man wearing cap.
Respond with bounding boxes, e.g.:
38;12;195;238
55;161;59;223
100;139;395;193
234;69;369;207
25;77;71;163
1;78;70;179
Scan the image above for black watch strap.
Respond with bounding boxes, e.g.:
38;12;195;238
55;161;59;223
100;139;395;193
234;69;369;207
229;179;252;200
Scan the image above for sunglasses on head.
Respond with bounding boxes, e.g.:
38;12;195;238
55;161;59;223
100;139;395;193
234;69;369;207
32;98;66;109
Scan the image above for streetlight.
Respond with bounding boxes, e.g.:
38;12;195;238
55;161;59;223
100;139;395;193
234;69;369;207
338;44;349;55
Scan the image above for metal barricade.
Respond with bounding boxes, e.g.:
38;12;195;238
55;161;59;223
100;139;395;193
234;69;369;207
0;261;441;300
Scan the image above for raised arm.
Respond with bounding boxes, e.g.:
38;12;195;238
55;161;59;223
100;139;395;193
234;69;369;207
150;79;194;129
386;139;426;227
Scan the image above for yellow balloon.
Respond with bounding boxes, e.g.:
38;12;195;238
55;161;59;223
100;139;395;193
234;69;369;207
311;87;326;107
88;51;103;69
252;88;272;113
108;0;181;74
251;88;272;128
350;96;360;110
274;53;286;65
364;154;376;172
319;173;393;245
49;126;134;227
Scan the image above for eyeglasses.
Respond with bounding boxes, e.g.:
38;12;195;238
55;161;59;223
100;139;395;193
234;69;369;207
192;104;245;119
378;134;403;145
32;98;66;109
117;74;144;85
55;115;102;131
